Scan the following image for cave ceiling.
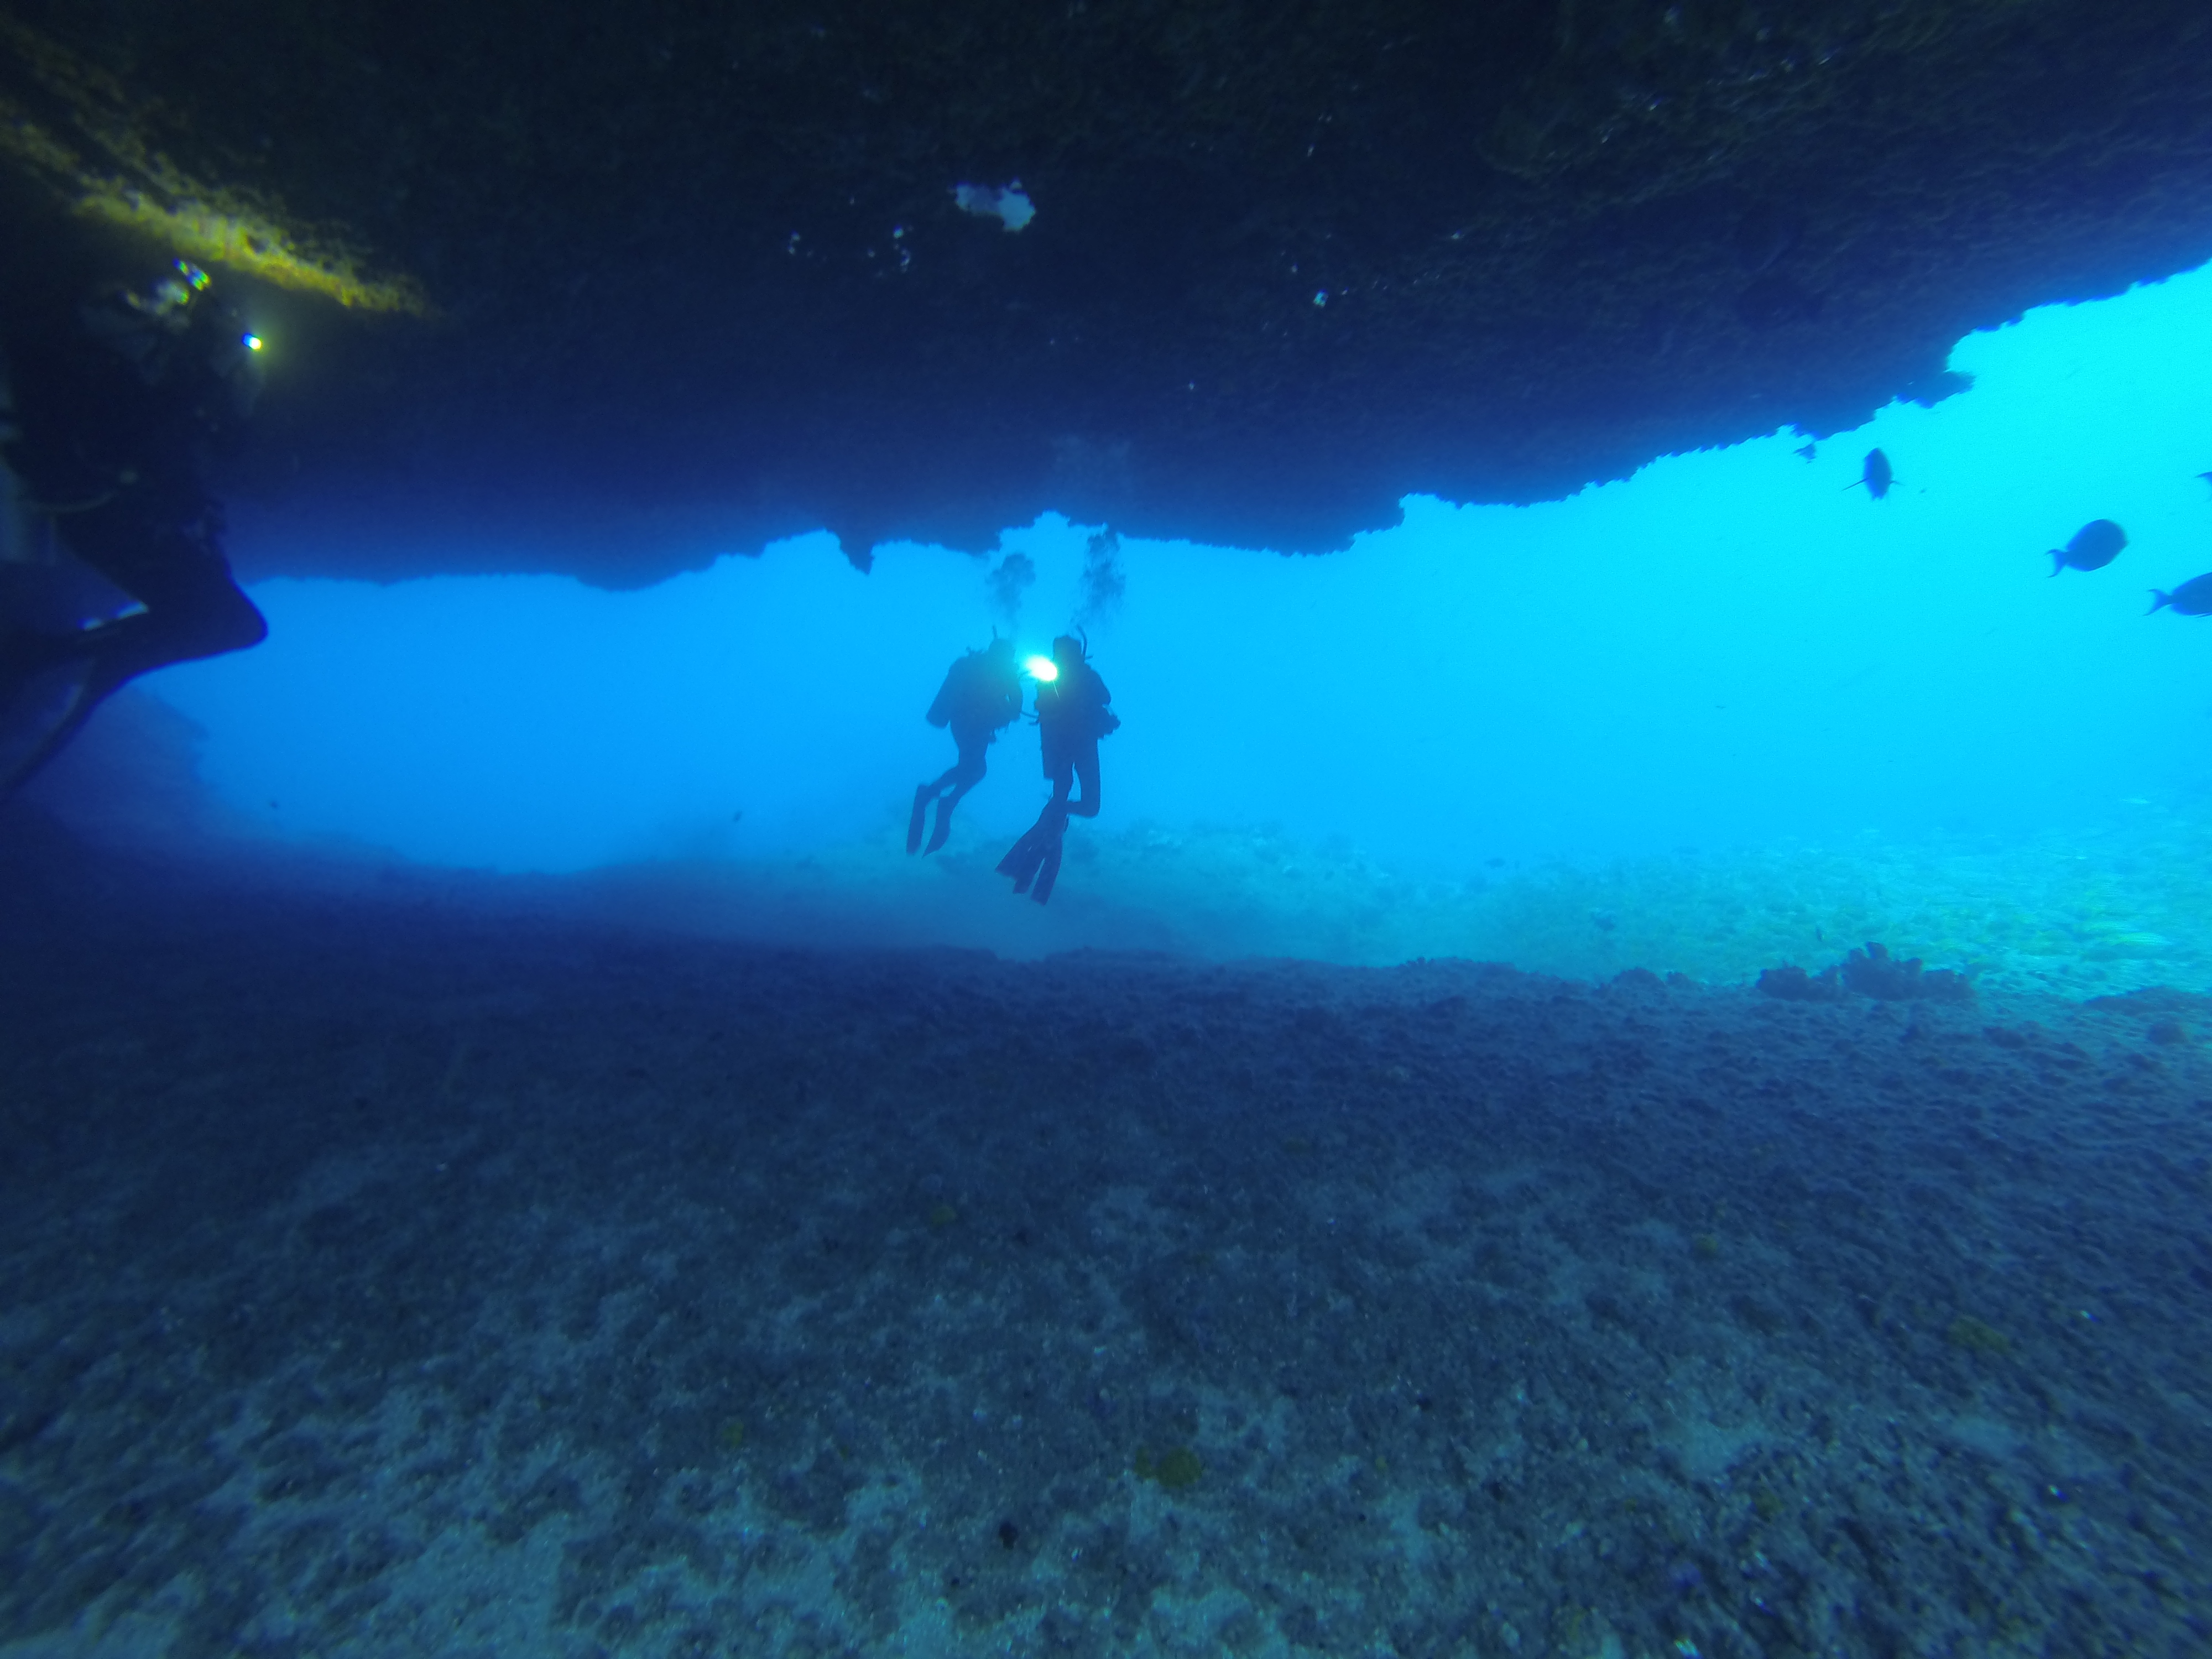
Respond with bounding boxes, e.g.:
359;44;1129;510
3;0;2210;583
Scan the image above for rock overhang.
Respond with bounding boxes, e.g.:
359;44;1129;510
1;0;2209;585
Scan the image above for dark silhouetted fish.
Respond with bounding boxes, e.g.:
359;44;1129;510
1845;449;1893;498
2148;573;2212;615
2048;518;2126;575
1794;440;1818;462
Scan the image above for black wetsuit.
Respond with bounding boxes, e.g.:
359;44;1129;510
1037;660;1113;820
999;657;1117;904
910;646;1024;853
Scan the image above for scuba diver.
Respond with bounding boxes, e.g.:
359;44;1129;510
1;254;269;797
997;633;1118;905
909;634;1025;854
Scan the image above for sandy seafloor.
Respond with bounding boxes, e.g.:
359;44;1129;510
3;807;2211;1659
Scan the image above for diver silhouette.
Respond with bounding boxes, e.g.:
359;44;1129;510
1;255;269;799
909;634;1024;854
997;633;1118;905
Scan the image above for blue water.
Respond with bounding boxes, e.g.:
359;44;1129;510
11;251;2212;1659
53;255;2188;1008
44;255;2196;1001
145;263;2212;875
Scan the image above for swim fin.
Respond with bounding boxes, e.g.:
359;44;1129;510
906;784;932;854
1029;831;1065;905
0;652;113;802
924;797;955;854
1004;842;1045;894
997;824;1048;893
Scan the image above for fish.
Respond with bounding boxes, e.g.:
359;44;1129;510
2048;518;2126;575
2148;573;2212;615
1845;448;1893;499
1794;441;1818;462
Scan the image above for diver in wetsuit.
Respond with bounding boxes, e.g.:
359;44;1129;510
1;256;269;797
909;634;1024;854
997;633;1118;905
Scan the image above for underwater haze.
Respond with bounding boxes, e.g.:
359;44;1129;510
69;255;2212;993
14;207;2212;1659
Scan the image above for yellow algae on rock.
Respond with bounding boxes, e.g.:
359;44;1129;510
0;19;426;314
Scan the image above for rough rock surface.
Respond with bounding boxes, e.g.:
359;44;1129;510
3;1;2211;580
3;815;2210;1655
